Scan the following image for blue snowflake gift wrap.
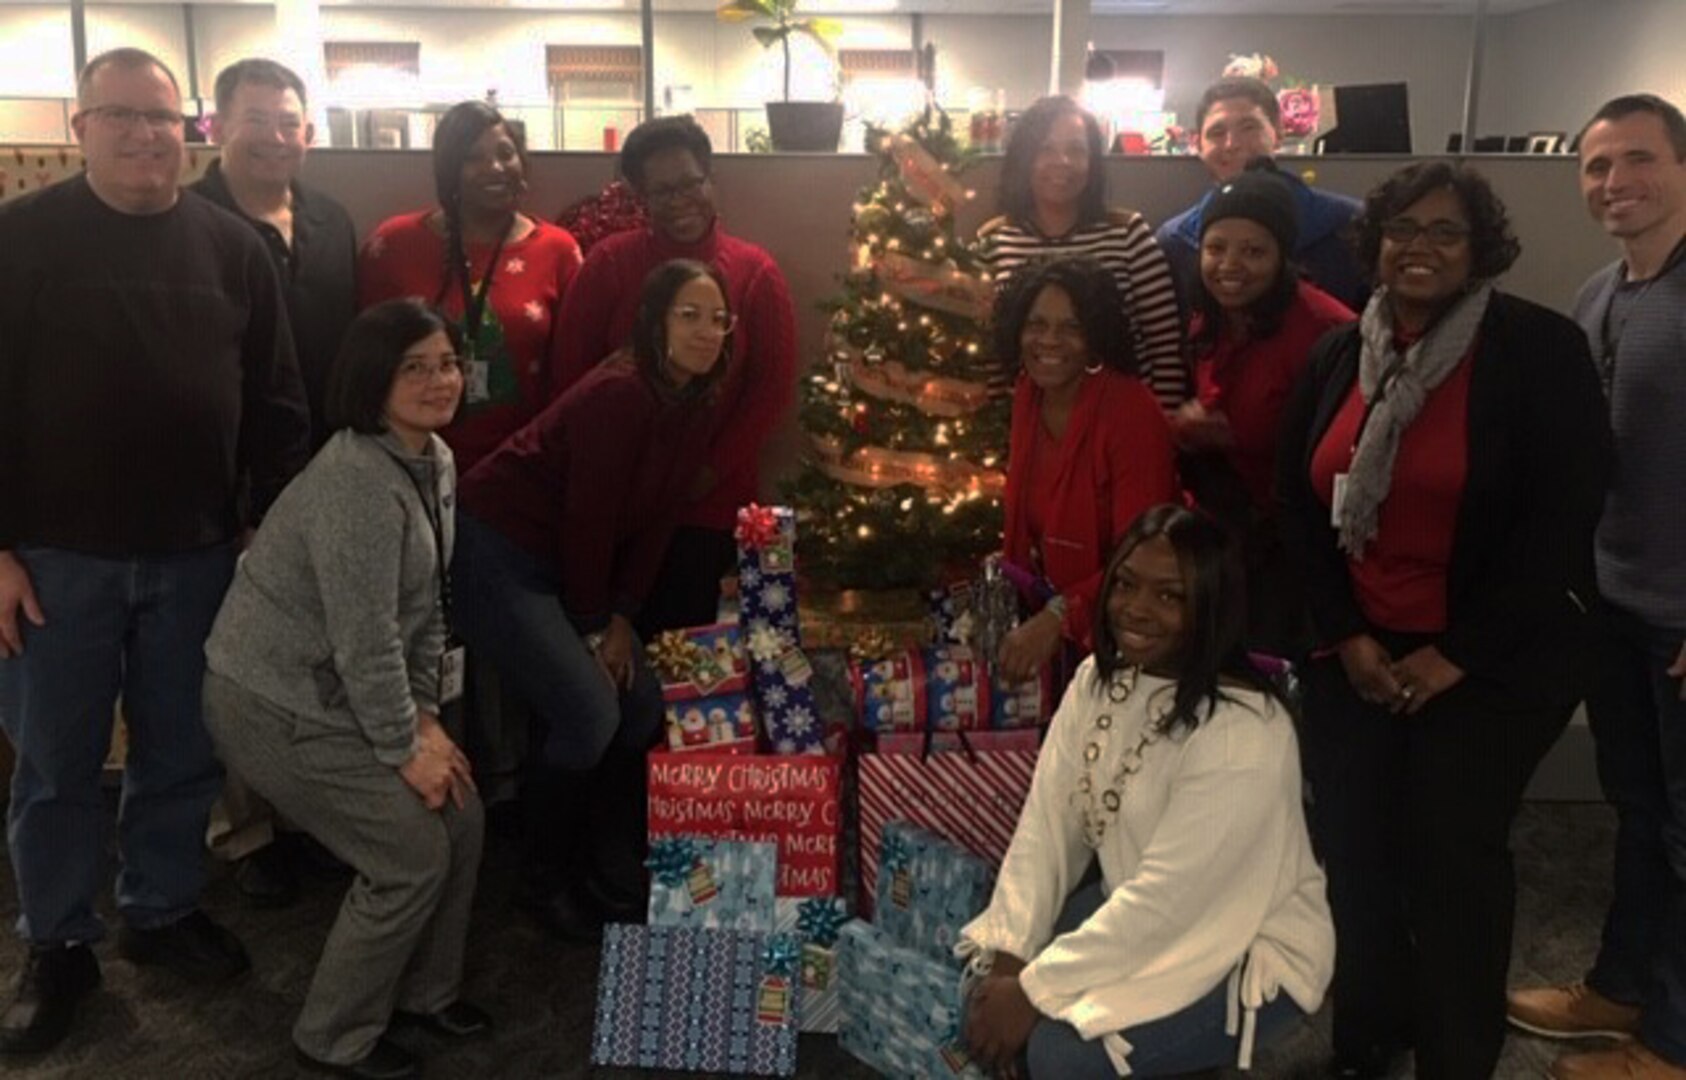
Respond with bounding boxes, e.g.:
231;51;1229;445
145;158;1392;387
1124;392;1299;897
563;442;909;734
875;820;994;964
836;919;987;1079
736;504;825;755
591;925;802;1076
773;895;850;1033
646;836;777;931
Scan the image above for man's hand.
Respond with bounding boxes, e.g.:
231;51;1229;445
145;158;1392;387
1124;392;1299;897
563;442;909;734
0;551;46;659
997;609;1062;685
594;614;637;691
414;710;476;809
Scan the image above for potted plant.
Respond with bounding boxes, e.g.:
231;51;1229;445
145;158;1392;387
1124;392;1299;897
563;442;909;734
718;0;845;151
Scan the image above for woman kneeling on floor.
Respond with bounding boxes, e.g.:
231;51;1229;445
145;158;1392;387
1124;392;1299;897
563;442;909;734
203;298;488;1080
960;504;1333;1077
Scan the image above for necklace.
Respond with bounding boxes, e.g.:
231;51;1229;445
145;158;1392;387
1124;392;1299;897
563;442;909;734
1075;666;1166;848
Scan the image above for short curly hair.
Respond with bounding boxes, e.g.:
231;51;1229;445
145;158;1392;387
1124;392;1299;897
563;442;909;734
1353;161;1521;282
619;115;713;190
991;256;1138;377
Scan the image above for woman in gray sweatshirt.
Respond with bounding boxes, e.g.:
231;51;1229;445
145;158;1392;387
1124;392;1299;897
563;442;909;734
203;299;486;1080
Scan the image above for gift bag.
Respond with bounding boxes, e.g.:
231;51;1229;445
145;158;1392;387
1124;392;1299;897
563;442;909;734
648;750;842;898
836;919;986;1080
858;731;1037;916
591;925;801;1076
646;836;777;931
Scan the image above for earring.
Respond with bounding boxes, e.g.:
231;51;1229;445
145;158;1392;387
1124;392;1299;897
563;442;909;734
1084;361;1104;375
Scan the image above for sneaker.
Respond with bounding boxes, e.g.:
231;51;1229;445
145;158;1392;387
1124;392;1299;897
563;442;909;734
118;910;251;982
1508;981;1642;1040
1551;1042;1686;1079
232;844;298;909
0;944;100;1055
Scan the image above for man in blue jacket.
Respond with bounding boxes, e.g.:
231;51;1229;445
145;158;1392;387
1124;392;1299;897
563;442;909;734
1156;77;1367;313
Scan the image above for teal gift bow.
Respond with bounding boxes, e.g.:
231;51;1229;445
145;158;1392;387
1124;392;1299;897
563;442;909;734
645;837;696;888
796;897;848;947
764;935;801;977
881;832;912;873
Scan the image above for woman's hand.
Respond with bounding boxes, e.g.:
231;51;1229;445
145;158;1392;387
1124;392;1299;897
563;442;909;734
1337;634;1407;710
1389;646;1465;716
1171;400;1234;451
998;609;1062;685
966;970;1040;1076
594;614;637;691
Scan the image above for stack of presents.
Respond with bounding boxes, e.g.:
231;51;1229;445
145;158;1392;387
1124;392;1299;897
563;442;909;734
588;505;1050;1077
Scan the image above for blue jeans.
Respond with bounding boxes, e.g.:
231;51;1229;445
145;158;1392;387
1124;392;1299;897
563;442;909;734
1585;603;1686;1061
449;513;662;771
0;543;236;944
1023;882;1306;1079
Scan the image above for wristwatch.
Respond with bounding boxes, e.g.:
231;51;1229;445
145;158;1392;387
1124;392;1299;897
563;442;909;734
1044;594;1069;622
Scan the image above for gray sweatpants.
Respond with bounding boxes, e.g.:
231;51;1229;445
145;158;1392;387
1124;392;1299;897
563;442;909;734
202;671;484;1064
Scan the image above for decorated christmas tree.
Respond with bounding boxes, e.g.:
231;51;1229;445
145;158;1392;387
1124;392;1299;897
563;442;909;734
788;106;1006;591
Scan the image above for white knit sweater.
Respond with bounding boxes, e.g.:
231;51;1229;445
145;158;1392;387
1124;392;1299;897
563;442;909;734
958;659;1333;1073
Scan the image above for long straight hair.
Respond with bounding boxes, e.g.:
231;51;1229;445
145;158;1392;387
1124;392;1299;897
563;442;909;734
1089;505;1289;734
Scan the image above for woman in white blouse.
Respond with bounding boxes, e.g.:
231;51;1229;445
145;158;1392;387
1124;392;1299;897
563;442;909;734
960;504;1333;1077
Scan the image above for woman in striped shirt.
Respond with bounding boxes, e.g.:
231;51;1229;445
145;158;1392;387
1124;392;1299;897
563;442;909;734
980;96;1188;410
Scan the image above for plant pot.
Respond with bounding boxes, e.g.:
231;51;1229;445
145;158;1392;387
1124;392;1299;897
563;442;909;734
765;101;844;152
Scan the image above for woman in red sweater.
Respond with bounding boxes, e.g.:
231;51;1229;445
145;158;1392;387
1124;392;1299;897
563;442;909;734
996;257;1178;691
1174;162;1355;655
359;100;583;473
450;260;729;940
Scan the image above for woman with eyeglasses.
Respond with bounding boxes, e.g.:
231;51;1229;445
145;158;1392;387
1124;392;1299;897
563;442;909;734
1276;162;1613;1078
449;259;731;941
980;96;1186;410
202;299;487;1080
360;100;582;474
995;257;1177;695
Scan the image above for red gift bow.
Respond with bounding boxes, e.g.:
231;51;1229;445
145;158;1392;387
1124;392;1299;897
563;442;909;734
735;504;780;549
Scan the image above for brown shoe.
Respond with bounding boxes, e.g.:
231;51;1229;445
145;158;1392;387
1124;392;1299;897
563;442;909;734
1509;981;1641;1040
1550;1042;1686;1080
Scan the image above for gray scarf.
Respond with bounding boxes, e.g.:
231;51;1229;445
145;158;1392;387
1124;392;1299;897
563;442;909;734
1339;282;1494;558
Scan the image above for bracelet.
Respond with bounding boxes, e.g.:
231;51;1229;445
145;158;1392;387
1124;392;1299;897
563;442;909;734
584;631;607;654
1044;594;1069;622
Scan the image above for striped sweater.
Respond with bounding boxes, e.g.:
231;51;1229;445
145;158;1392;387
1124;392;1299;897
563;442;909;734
979;210;1189;409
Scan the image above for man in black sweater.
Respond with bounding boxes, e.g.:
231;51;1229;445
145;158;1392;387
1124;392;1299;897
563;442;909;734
0;48;310;1054
191;57;358;910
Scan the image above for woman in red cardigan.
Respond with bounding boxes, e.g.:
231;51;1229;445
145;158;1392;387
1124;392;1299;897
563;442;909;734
996;257;1178;689
1175;162;1355;655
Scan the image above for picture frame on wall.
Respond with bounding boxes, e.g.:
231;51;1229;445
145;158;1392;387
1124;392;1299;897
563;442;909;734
1527;131;1566;153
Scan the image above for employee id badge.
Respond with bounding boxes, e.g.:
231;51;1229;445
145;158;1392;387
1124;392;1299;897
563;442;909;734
439;644;467;706
1331;473;1350;526
464;359;491;404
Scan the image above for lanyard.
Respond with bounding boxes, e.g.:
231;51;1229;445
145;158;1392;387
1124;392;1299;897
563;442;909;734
380;444;452;623
459;231;509;351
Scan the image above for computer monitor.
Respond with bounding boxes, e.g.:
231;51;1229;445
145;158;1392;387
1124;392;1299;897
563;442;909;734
1318;83;1412;153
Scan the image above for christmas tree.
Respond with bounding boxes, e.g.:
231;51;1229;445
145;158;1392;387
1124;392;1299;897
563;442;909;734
788;106;1007;591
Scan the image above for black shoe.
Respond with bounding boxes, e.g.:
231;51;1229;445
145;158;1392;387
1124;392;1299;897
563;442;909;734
1328;1046;1409;1080
516;878;604;943
233;844;298;909
295;1037;418;1079
118;910;251;982
392;1001;493;1040
0;944;100;1055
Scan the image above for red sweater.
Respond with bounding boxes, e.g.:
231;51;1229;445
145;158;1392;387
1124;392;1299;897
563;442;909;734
1003;370;1178;647
1192;281;1355;511
1309;351;1474;633
358;211;583;472
458;361;718;633
554;221;796;531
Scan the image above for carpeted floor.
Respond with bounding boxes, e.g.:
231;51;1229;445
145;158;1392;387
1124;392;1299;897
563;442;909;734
0;801;1615;1079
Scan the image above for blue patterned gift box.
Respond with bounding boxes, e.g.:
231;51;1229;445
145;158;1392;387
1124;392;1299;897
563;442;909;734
836;919;987;1080
875;821;994;965
736;505;825;755
773;895;849;1032
591;925;802;1077
647;836;777;931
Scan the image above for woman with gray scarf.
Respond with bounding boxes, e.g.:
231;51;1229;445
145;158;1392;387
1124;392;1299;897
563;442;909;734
1276;162;1612;1079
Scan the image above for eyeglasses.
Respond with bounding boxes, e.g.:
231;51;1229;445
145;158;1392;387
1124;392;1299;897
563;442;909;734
1023;316;1086;341
1381;218;1471;247
81;105;184;130
671;305;737;334
644;175;708;205
397;356;465;383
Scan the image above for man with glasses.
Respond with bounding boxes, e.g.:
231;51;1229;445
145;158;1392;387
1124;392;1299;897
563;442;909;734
191;57;358;911
0;48;309;1054
1508;93;1686;1080
555;114;796;637
1155;77;1366;313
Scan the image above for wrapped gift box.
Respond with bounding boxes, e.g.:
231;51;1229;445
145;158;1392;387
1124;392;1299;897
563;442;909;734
649;624;758;754
647;835;777;931
736;505;825;754
851;645;1045;735
874;820;993;963
591;925;802;1076
836;919;986;1080
648;750;842;899
773;895;849;1033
